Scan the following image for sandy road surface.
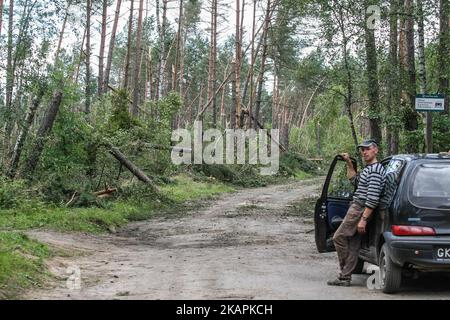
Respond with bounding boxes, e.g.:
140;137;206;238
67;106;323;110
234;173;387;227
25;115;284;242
26;178;450;299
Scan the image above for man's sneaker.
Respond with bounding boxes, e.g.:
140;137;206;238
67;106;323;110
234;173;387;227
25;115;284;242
327;277;351;287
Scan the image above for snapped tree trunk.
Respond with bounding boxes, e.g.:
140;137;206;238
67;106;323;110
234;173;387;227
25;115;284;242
109;147;159;192
21;91;64;179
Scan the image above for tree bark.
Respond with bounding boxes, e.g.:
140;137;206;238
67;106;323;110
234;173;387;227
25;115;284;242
85;0;92;114
401;0;418;153
235;0;242;128
417;0;431;152
387;0;400;155
109;147;159;191
207;0;217;127
254;0;272;129
21;91;64;179
438;0;449;113
173;0;183;94
161;0;168;96
124;0;134;90
131;0;144;116
104;0;122;93
55;1;71;64
364;1;382;148
8;88;45;178
336;5;359;157
98;0;108;95
246;0;257;129
0;0;3;36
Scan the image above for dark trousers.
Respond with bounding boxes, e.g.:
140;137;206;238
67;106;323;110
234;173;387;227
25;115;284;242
332;201;365;279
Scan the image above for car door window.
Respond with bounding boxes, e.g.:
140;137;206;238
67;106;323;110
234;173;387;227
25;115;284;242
328;160;355;199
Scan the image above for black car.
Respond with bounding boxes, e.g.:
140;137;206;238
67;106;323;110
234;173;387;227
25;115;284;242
315;153;450;293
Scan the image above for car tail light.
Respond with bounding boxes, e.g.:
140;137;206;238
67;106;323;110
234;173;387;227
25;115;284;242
391;225;436;236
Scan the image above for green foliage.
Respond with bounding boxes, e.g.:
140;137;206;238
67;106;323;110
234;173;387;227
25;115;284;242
109;89;140;132
0;178;43;210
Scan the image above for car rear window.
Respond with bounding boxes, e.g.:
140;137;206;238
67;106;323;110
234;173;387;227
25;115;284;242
410;163;450;210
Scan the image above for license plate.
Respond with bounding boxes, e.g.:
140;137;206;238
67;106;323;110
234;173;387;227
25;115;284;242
435;247;450;261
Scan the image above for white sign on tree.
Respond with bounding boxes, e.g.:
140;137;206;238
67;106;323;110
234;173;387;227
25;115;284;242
415;94;445;112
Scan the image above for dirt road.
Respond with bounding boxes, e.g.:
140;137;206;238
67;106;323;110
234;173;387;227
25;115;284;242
26;178;450;299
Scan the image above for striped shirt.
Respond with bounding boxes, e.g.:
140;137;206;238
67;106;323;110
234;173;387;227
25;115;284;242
350;162;386;209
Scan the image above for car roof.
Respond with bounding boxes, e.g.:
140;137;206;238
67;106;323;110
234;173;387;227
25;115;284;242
390;153;450;162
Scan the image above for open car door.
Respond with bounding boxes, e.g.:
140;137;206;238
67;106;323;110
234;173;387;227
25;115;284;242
315;155;357;253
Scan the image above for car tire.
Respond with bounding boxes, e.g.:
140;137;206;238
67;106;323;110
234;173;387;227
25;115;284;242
352;257;365;274
379;243;402;293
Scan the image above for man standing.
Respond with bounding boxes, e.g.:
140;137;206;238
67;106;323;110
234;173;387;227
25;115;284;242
327;139;386;286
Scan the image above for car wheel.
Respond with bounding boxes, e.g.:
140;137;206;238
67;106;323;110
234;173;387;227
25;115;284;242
379;243;402;293
352;257;365;274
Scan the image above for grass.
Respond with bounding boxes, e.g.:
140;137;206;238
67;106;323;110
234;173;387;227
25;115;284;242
0;231;51;299
159;174;234;202
0;174;234;234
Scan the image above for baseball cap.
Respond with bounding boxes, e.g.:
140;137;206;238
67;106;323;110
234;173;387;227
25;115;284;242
357;139;379;149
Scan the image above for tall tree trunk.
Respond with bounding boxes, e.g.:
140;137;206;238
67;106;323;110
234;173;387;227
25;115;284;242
74;25;87;85
8;87;45;178
417;0;431;152
85;0;92;114
21;91;64;179
104;0;122;93
131;0;144;116
337;6;359;156
173;0;183;94
161;0;168;96
55;1;71;64
0;0;3;36
438;0;449;114
246;0;257;129
400;0;418;153
207;0;217;127
231;61;237;128
124;0;134;89
98;0;108;95
155;0;166;100
254;0;272;129
364;0;382;148
2;0;14;165
235;0;242;128
387;0;400;155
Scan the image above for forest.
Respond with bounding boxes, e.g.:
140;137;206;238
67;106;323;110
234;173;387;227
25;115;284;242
0;0;448;298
